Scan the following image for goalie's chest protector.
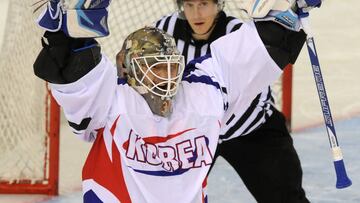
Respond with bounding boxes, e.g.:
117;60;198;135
82;80;224;203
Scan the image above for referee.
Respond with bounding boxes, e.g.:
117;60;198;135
155;0;309;202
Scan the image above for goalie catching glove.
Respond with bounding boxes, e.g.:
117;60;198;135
36;0;111;38
237;0;322;31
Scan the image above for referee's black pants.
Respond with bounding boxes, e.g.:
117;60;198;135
213;109;310;203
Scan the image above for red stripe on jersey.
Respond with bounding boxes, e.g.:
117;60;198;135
110;115;120;136
143;128;196;144
202;177;208;188
82;127;131;202
202;177;208;203
122;128;196;150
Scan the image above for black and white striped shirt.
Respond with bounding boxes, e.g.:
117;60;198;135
156;11;277;140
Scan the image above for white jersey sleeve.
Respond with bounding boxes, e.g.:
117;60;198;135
50;55;117;141
209;22;282;136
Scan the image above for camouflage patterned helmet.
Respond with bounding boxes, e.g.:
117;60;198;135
119;27;185;117
122;27;180;69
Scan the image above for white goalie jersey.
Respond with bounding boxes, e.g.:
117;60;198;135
50;22;281;203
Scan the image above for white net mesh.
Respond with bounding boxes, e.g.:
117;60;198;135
0;1;48;184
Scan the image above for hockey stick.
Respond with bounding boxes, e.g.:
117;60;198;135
300;17;352;189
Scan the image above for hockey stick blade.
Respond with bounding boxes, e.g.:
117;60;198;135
301;17;352;189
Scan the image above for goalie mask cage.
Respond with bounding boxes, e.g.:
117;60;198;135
0;0;292;196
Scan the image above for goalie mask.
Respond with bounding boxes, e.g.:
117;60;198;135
118;27;185;117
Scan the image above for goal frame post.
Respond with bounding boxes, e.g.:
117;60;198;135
0;93;60;196
282;64;293;131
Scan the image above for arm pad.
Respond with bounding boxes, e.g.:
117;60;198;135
255;21;306;69
33;31;101;84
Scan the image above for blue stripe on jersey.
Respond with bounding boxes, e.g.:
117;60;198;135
117;77;127;85
131;167;190;176
183;75;220;90
183;53;221;90
186;54;212;70
183;54;211;77
84;190;102;203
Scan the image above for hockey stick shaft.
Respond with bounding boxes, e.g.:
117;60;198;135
300;17;352;189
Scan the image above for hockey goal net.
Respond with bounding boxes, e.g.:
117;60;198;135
0;0;292;195
0;1;60;195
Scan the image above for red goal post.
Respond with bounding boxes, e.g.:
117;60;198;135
0;0;292;196
282;65;293;130
0;1;60;195
0;92;60;195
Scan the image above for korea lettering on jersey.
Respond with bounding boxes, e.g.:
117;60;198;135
81;105;222;203
50;22;282;203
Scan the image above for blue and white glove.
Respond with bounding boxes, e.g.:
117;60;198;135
255;9;302;31
37;0;62;32
253;0;322;31
37;0;111;38
236;0;301;31
296;0;322;18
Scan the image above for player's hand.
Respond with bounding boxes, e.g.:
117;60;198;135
36;0;111;38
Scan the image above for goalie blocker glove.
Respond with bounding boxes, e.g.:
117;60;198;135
37;0;111;38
